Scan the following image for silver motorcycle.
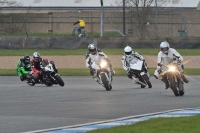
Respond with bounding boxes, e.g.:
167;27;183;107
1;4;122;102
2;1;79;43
91;58;113;91
158;57;184;96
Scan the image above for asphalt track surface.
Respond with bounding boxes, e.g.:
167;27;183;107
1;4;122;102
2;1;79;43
0;76;200;133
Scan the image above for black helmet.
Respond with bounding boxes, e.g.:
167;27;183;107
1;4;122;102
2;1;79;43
23;54;30;64
88;43;97;55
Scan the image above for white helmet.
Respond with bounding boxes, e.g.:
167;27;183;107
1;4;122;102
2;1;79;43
88;43;97;55
160;41;170;54
33;52;41;62
124;46;132;57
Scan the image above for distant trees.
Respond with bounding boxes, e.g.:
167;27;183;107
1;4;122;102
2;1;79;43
107;0;170;37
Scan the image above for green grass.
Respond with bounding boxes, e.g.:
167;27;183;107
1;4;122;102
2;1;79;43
0;49;199;56
3;68;200;76
87;115;200;133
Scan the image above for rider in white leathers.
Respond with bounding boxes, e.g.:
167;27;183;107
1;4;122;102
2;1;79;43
86;44;115;79
154;41;189;89
122;46;147;80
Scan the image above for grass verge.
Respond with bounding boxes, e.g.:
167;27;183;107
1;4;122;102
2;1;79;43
2;68;200;76
0;49;199;56
87;115;200;133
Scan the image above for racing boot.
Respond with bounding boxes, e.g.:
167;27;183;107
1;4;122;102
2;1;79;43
141;84;146;88
110;67;115;75
92;72;97;79
127;72;132;79
111;70;115;75
93;73;100;84
162;77;169;90
181;73;189;83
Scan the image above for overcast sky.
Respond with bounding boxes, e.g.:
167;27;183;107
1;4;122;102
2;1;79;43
11;0;200;7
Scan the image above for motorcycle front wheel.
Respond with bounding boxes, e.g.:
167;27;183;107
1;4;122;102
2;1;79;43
142;74;152;88
178;75;184;96
168;76;179;96
100;73;111;91
55;75;65;87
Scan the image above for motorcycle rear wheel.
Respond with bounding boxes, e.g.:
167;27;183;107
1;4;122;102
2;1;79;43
26;78;35;86
27;82;35;86
45;82;53;87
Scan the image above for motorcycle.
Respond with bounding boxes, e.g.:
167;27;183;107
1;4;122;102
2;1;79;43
158;57;184;96
91;58;113;91
128;58;152;88
27;60;65;87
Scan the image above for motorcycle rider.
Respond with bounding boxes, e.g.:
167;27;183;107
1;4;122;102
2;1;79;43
31;52;58;82
154;41;189;89
122;46;148;85
17;54;31;81
86;43;115;79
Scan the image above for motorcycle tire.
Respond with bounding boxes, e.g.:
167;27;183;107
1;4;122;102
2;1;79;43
141;85;146;88
168;76;179;96
178;77;184;96
26;78;35;86
100;73;111;91
142;74;152;88
55;75;65;87
27;82;35;86
179;90;184;96
45;82;53;87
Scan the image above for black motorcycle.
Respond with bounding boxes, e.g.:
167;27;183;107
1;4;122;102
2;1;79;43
27;60;64;87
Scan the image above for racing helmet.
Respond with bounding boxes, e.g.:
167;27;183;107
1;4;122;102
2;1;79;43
88;43;97;55
160;41;170;54
33;52;41;62
23;54;30;64
124;46;133;57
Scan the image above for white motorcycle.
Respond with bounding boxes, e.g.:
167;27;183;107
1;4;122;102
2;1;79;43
128;58;152;88
91;58;113;91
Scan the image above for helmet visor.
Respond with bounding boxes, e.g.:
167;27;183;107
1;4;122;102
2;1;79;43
161;47;169;52
34;57;39;62
125;51;132;55
24;59;30;63
89;49;97;55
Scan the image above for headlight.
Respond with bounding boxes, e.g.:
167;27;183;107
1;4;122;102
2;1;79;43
168;66;176;72
100;60;107;68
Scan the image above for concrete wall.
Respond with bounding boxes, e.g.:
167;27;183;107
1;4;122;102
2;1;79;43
0;37;97;49
97;37;200;49
0;36;199;49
